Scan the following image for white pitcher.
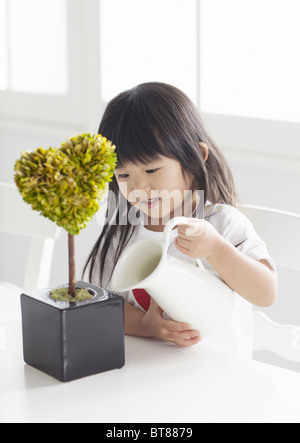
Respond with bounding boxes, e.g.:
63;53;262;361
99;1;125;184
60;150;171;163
111;217;235;337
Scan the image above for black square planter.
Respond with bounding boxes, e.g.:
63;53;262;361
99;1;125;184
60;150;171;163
21;281;125;382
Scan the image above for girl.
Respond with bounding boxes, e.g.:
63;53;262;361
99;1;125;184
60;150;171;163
84;82;277;358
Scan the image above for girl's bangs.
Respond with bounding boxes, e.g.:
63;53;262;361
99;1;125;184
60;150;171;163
113;115;167;168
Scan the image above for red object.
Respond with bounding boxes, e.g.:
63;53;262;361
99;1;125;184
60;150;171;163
132;288;151;311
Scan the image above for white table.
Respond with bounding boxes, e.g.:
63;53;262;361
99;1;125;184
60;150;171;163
1;285;300;423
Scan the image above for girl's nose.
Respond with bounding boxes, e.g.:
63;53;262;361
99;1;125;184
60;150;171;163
132;178;151;192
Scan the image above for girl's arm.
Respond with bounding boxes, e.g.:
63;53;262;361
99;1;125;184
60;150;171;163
124;299;201;347
206;243;277;307
175;220;277;307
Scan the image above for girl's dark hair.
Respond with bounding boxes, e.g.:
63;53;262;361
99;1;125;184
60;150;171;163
83;82;237;285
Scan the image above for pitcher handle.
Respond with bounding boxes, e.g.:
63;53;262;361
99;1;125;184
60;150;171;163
163;217;205;270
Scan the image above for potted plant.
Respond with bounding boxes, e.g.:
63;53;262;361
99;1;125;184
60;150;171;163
14;133;125;382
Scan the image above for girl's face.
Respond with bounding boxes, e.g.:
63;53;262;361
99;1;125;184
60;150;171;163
115;156;195;229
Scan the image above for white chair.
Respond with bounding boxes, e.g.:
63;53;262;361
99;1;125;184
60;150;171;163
0;181;60;297
241;204;300;364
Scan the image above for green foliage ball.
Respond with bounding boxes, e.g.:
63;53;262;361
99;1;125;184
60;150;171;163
14;133;117;235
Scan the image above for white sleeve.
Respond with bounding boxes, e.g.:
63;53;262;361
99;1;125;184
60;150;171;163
206;205;276;271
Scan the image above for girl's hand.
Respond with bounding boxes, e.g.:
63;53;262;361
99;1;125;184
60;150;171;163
140;299;201;347
175;218;225;259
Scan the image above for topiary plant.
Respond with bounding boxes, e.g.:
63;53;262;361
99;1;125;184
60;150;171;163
14;133;116;301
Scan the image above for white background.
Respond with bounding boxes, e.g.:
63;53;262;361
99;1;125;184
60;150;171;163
0;0;299;371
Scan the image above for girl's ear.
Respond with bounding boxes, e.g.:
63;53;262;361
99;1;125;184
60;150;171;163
199;142;209;162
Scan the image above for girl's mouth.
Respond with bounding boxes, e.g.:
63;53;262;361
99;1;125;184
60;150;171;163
142;197;160;209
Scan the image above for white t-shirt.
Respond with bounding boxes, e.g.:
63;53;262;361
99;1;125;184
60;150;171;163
92;203;276;360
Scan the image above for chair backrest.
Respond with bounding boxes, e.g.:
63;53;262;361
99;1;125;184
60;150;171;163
0;182;60;292
241;204;300;271
240;204;300;363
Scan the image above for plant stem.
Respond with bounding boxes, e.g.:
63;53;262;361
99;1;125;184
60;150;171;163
68;233;76;298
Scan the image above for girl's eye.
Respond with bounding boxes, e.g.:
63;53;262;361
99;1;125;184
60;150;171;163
117;167;160;179
146;168;159;174
117;174;129;179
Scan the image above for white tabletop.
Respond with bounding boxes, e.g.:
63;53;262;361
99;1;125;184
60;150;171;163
1;285;300;423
